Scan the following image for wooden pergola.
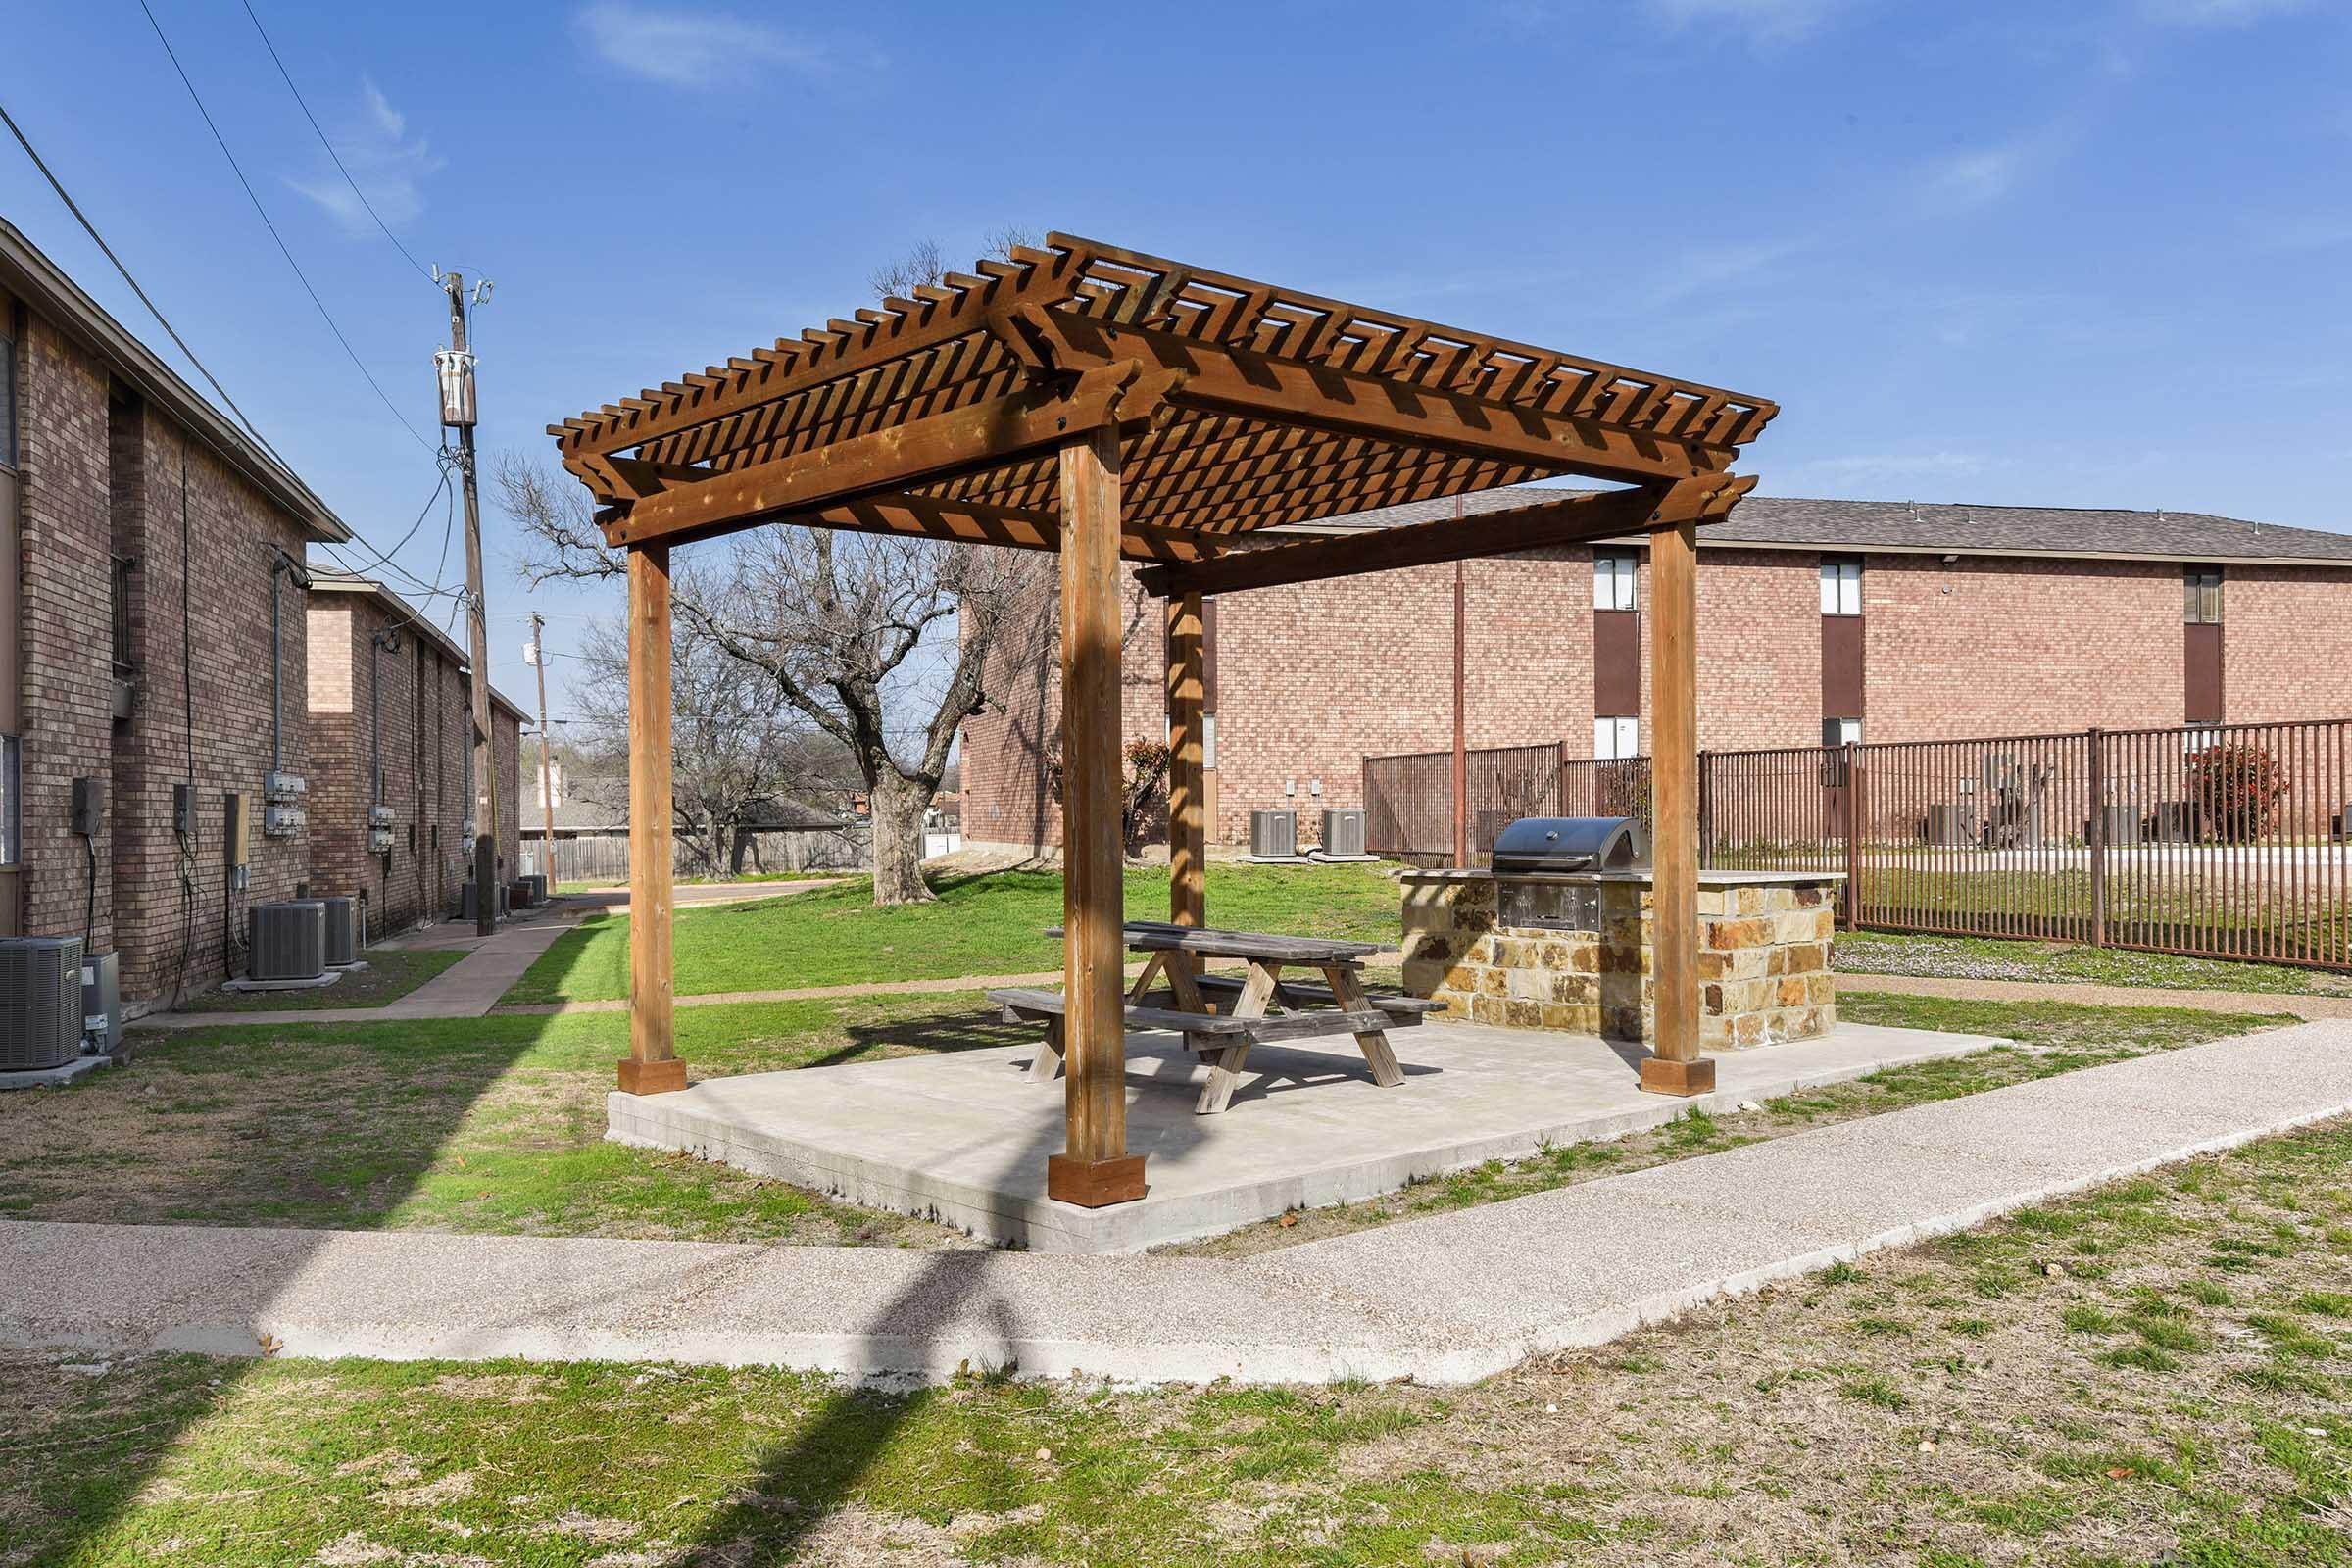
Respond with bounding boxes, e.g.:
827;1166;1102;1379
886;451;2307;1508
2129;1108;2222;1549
553;233;1777;1208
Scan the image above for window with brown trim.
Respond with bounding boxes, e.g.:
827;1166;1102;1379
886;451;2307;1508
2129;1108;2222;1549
1819;555;1862;616
2183;565;2223;624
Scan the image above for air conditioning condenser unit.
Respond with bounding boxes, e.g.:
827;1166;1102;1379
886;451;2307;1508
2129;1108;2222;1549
1319;808;1367;858
249;902;327;981
320;896;362;967
0;935;84;1071
1249;809;1298;859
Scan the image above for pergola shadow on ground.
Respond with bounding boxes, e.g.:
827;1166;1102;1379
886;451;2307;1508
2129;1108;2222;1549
554;233;1777;1208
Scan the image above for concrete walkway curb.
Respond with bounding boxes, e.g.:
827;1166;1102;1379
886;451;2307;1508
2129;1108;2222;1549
4;1022;2346;1384
1837;969;2352;1021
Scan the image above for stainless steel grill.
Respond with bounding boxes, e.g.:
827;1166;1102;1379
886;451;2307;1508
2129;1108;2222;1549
1490;816;1649;875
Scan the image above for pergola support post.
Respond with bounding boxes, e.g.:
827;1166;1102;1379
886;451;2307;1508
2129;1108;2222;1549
1048;427;1147;1207
1166;592;1207;928
619;542;683;1095
1640;516;1714;1097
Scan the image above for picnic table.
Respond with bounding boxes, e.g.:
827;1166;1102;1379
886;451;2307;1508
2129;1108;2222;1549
991;921;1437;1114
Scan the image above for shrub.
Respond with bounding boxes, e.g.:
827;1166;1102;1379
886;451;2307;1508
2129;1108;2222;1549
1045;736;1174;857
2184;742;2290;843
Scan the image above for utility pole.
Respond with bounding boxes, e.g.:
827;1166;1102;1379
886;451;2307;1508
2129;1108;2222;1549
530;613;556;893
437;268;500;935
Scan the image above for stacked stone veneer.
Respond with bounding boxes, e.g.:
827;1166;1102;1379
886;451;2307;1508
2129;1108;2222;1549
1399;869;1842;1049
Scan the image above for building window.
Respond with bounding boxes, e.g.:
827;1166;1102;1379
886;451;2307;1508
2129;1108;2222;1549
1594;715;1639;760
0;736;18;866
1820;556;1862;616
2184;565;2223;624
1593;550;1638;612
1823;716;1863;748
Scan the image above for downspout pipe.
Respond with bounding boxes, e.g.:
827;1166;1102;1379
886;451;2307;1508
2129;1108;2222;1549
267;550;311;776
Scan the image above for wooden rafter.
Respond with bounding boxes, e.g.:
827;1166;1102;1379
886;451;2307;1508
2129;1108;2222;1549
600;361;1182;550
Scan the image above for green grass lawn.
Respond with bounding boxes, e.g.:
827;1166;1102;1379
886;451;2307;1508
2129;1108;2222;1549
1838;929;2352;996
171;946;469;1013
504;862;1405;1004
9;1118;2347;1566
9;998;1018;1244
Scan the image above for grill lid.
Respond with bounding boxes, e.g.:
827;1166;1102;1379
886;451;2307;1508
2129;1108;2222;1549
1490;816;1649;873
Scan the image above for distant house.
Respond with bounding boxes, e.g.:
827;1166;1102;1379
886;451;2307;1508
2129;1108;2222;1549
514;760;858;883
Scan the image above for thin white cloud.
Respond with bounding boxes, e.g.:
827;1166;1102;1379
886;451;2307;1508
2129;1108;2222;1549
1915;141;2038;214
2138;0;2316;24
575;3;861;89
283;78;443;236
1644;0;1848;44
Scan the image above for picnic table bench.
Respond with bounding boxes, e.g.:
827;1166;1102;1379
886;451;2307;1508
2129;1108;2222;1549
994;921;1422;1114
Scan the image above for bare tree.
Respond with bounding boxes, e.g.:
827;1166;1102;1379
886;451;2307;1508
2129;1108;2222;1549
564;577;838;878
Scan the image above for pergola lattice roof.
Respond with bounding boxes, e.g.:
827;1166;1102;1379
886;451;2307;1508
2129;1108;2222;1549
553;233;1779;562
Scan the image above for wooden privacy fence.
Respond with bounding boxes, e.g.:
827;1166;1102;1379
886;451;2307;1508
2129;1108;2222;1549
1365;716;2352;969
519;827;869;886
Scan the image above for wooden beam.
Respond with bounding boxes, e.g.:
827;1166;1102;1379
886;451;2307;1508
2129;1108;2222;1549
763;493;1217;564
597;362;1180;552
1047;426;1147;1208
619;543;684;1096
556;242;1089;464
1166;593;1207;928
1640;514;1712;1098
1138;475;1756;598
1009;307;1732;488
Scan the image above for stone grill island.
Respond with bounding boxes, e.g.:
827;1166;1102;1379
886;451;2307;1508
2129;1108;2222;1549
1400;867;1844;1050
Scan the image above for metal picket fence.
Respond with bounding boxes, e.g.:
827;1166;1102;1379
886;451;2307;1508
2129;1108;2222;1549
1365;717;2352;969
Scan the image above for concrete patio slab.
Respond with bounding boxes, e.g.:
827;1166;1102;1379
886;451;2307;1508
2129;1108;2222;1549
607;1016;2009;1252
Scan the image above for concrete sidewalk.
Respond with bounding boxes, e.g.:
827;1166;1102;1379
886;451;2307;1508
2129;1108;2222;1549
138;908;586;1031
5;1021;2347;1383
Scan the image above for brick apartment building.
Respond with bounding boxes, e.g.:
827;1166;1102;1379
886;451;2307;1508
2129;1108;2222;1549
1;216;523;1009
959;483;2352;852
307;567;524;939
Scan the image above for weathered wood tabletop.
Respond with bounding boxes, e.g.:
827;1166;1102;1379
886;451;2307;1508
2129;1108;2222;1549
1032;921;1407;1113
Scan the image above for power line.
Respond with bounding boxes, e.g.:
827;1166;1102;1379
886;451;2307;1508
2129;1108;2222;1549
0;97;289;469
3;90;465;604
134;0;434;452
236;0;433;284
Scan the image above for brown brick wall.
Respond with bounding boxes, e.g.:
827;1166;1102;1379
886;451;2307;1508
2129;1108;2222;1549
960;541;2352;852
303;588;524;936
12;313;322;1003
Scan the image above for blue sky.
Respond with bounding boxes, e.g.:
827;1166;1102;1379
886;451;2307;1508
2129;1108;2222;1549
3;0;2347;721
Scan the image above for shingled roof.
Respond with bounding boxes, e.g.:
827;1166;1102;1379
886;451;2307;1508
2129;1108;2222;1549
1305;485;2352;565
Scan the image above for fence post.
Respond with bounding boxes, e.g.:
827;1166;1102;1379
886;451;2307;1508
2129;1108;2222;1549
2086;726;2107;948
1697;750;1714;867
1841;741;1862;929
